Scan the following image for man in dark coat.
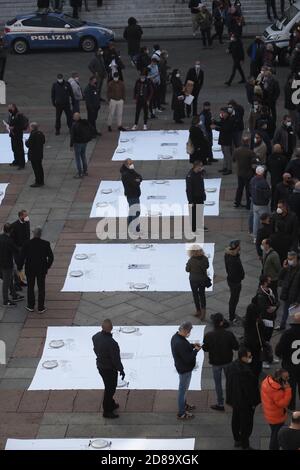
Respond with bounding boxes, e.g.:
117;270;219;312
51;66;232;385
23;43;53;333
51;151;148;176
267;144;289;210
70;0;81;18
273;173;294;209
224;240;245;323
84;76;101;136
186;160;206;233
120;158;142;233
199;101;216;164
185;60;204;116
233;135;256;209
225;34;246;86
132;72;153;130
0;36;7;81
88;48;107;99
289;182;300;225
92;319;125;419
278;252;300;331
212;107;235;175
18;227;54;313
226;346;261;449
0;223;23;306
25;122;45;187
286;149;300;180
10;209;30;291
271;201;299;262
273;115;297;161
256;213;273;260
51;74;74;135
247;37;264;79
8;103;26;169
123;17;143;64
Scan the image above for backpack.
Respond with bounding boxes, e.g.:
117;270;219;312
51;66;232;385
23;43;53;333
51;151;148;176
17;113;29;131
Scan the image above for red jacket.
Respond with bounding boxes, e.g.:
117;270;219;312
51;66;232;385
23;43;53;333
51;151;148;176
261;376;292;424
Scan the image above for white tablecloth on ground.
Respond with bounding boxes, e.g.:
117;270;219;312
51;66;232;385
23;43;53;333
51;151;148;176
112;130;223;161
62;243;215;292
0;183;8;205
5;438;195;450
89;179;221;218
0;134;29;164
28;325;205;391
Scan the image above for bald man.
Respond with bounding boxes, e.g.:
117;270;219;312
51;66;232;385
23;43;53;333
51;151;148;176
92;319;125;419
278;412;300;450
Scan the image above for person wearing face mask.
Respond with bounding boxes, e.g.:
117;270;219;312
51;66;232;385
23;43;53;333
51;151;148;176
84;76;101;137
284;74;298;132
188;116;210;165
211;107;235;175
267;144;288;210
70;113;94;179
68;72;83;114
185;245;209;319
248;101;262;132
107;73;126;133
226;346;261;450
132;71;153;131
224;239;245;324
25;122;46;188
171;321;201;420
171;69;185;124
247;37;264;79
51;74;74;136
120;159;142;233
228;99;244;148
273;173;294;209
88;48;107;100
7;104;27;170
103;43;125;82
254;105;275;140
256;213;273;260
225;34;246;86
185;61;204;117
233;135;256;209
273;115;296;162
186;160;207;235
278;252;300;331
261;238;281;300
271;200;299;262
250;166;271;239
123;17;143;66
261;369;292;450
252;132;267;165
199;101;217;164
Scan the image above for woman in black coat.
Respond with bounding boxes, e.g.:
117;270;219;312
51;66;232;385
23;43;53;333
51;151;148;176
170;69;185;124
123;17;143;64
243;303;264;379
188;115;210;164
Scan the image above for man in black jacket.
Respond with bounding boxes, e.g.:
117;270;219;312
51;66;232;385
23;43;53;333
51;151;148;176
0;223;24;306
212;108;235;175
84;76;101;136
256;213;273;260
88;48;107;99
225;34;246;87
224;239;245;323
70;113;93;178
275;313;300;410
25;122;45;187
51;74;74;135
18;227;54;313
10;209;30;291
233;135;256;209
0;36;7;81
271;201;299;262
267;144;288;210
132;72;153;130
120;158;142;233
273;173;294;209
185;60;204;116
226;346;261;449
186;160;206;233
286;150;300;180
171;321;201;420
92;319;125;419
8;103;26;169
202;313;239;411
278;252;300;330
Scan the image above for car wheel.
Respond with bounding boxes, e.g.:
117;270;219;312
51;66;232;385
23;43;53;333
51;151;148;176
81;36;96;52
13;39;28;55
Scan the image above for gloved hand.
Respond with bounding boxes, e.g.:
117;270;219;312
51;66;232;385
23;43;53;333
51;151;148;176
120;371;125;381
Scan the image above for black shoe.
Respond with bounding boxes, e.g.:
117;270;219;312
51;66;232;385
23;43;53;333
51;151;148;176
112;403;120;410
210;404;225;411
30;183;42;188
3;300;16;307
12;295;25;302
108;126;112;132
219;168;227;173
209;158;218;163
224;81;231;86
38;308;46;314
204;226;209;232
223;170;232;175
25;306;34;312
234;441;242;448
9;161;17;166
55;130;60;135
103;412;119;419
118;126;127;131
238;79;246;84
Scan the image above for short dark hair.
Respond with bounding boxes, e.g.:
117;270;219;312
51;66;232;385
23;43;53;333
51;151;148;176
57;73;63;79
18;210;27;218
260;212;270;222
203;101;210;106
238;346;250;360
90;76;96;82
260;274;270;285
3;223;11;234
264;238;271;247
212;313;224;328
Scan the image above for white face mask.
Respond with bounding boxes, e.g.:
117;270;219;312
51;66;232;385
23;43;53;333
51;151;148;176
128;164;134;170
228;107;233;113
75;77;79;82
254;138;259;144
113;77;119;82
254;105;259;111
195;64;201;69
140;77;145;82
219;113;223;119
288;260;295;266
57;79;63;83
247;358;252;364
176;73;180;78
286;121;292;127
260;245;264;251
276;208;283;215
24;216;29;222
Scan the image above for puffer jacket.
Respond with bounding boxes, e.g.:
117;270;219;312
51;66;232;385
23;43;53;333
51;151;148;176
186;255;209;282
261;376;292;424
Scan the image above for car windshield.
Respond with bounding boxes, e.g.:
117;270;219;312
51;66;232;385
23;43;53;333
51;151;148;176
272;5;299;30
61;14;85;27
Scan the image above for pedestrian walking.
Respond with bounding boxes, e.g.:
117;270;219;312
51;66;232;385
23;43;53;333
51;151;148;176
250;166;271;239
123;17;143;65
25;122;45;187
88;48;107;99
70;113;94;178
225;34;246;86
233;135;256;209
120;159;142;233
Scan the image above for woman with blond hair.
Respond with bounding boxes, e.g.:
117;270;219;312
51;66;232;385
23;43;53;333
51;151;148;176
186;245;210;320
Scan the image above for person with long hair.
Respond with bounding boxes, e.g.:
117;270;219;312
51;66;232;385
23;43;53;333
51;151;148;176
185;245;209;320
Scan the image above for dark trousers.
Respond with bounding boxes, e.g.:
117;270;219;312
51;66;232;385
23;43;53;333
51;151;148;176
0;267;16;304
11;136;25;168
87;107;99;133
227;60;245;84
0;57;7;80
31;159;44;185
55;104;72;131
235;176;251;208
266;0;278;18
160;79;167;104
232;406;255;449
212;24;224;43
269;423;284;450
98;369;118;414
127;197;140;232
228;281;242;321
72;6;79;18
269;103;277;125
288;371;300;411
135;99;148;125
27;272;46;310
201;28;212;47
190;279;206;311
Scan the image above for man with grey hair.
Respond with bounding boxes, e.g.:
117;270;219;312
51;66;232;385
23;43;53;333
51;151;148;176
18;226;54;314
171;322;201;420
25;122;45;187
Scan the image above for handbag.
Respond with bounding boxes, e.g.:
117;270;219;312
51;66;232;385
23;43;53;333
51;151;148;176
256;321;273;363
186;138;195;155
204;276;212;288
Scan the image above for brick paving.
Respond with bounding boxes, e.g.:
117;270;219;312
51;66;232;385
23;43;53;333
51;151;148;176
0;39;298;450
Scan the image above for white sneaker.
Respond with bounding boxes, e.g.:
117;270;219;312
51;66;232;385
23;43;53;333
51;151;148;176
132;124;137;130
262;362;271;369
143;124;147;130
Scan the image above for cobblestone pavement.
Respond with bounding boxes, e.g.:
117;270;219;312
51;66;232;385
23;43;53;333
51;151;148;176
0;39;298;450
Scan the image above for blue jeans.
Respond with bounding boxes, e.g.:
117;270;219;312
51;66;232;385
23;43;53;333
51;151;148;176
127;197;140;232
212;364;230;406
280;301;290;329
253;204;270;238
74;143;87;175
178;371;192;416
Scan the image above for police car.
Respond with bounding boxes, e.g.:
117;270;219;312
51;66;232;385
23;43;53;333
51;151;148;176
3;12;114;54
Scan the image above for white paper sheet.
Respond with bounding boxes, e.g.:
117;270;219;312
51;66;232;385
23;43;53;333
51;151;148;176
6;438;195;450
0;133;29;164
89;179;221;218
112;130;223;161
0;183;8;205
62;243;215;292
28;325;205;391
